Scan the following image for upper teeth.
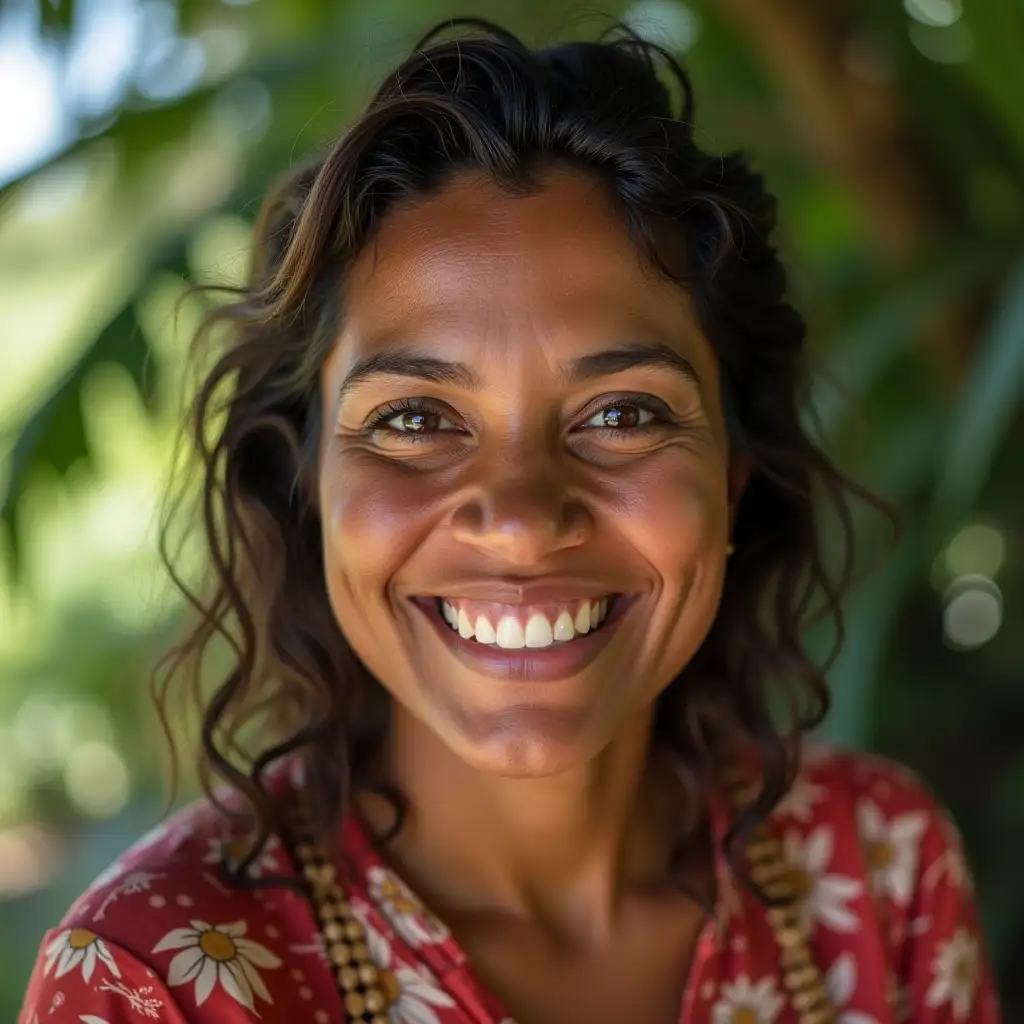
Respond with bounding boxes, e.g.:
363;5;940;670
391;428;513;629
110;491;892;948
440;598;611;649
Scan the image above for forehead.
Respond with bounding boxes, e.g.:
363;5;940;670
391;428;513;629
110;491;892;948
337;167;696;352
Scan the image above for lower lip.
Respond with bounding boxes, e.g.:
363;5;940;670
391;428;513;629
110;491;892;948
411;596;633;683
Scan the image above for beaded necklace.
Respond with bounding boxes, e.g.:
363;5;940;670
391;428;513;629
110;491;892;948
287;766;836;1024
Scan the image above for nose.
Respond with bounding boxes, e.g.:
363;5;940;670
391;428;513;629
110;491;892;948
449;459;593;566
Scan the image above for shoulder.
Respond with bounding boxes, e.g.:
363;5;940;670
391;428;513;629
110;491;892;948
781;741;960;841
63;795;244;927
27;795;327;1021
772;741;973;912
773;752;1000;1021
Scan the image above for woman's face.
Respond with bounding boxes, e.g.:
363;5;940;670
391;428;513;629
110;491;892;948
318;167;742;778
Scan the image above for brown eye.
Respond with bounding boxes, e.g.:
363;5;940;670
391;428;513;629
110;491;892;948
391;411;433;432
379;408;458;434
583;403;655;430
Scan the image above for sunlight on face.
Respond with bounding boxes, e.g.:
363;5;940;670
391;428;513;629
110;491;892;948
318;167;737;778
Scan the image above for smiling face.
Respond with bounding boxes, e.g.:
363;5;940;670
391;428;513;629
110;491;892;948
317;167;742;778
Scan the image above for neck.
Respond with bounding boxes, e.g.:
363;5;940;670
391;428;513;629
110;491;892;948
356;705;677;939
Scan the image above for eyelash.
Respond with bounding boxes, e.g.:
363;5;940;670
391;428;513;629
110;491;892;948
363;398;460;443
363;394;674;442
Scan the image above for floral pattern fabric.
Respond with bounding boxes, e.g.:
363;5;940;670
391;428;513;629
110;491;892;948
20;745;1001;1023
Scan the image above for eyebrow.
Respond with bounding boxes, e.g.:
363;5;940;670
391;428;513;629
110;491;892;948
562;341;702;393
336;340;702;405
337;349;483;405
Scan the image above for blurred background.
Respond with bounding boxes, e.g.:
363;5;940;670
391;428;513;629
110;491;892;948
0;0;1021;1015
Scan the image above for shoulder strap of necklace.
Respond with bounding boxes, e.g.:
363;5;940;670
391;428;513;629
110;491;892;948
720;761;837;1024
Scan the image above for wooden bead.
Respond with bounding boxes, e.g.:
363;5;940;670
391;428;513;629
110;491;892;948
786;962;819;995
750;858;792;885
801;1007;838;1024
303;864;334;891
365;987;387;1013
773;920;806;950
324;920;345;941
358;963;379;986
344;991;366;1017
379;968;400;1004
778;937;811;962
327;941;351;965
344;918;364;941
337;965;359;991
760;877;796;901
766;906;802;930
370;1016;390;1024
791;984;829;1013
745;838;778;864
351;941;370;961
784;963;819;991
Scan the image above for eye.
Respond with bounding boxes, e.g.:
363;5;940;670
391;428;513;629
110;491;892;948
581;402;658;430
363;399;464;441
384;409;457;434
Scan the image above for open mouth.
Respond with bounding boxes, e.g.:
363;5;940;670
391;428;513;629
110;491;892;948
434;594;619;650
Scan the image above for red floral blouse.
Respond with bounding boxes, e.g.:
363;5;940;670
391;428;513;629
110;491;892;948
20;744;1001;1023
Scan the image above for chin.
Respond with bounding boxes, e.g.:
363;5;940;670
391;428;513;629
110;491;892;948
446;706;610;779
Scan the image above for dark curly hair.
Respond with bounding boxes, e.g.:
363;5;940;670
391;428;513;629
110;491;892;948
156;16;883;888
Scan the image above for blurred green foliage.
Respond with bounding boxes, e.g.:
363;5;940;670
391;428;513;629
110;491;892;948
0;0;1021;1016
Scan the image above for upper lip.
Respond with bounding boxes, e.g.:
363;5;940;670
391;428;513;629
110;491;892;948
409;577;631;604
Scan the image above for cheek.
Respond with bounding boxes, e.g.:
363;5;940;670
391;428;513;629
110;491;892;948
318;452;434;605
607;455;729;577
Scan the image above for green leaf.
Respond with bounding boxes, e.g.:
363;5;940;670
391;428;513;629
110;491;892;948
38;0;74;43
1;237;190;575
817;541;920;747
930;247;1024;530
812;240;1009;436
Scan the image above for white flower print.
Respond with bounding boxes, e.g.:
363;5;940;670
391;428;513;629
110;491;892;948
93;870;164;921
96;979;164;1018
352;901;456;1024
203;833;281;878
152;919;282;1013
824;952;882;1024
783;825;863;935
925;927;980;1022
711;973;783;1024
922;812;972;895
366;865;450;947
389;964;458;1024
43;928;121;983
773;773;827;822
857;799;927;906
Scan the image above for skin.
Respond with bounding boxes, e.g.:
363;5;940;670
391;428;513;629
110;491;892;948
317;167;748;1024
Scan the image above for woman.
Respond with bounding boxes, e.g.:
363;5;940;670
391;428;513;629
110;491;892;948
20;17;999;1024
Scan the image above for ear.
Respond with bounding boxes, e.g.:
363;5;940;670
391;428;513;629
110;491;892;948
727;453;751;527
